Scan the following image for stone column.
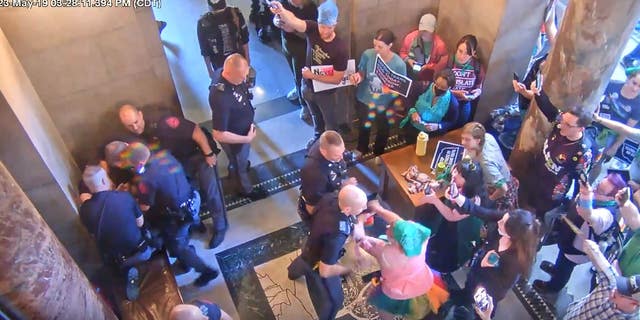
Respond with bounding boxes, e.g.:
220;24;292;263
510;0;640;209
0;162;117;320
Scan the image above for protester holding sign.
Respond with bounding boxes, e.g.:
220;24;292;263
448;34;485;128
399;69;459;144
350;29;407;158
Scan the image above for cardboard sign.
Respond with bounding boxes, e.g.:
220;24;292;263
430;141;465;170
311;59;356;92
373;54;412;97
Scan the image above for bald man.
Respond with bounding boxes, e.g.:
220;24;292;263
118;103;227;249
209;53;267;201
169;300;232;320
287;184;368;319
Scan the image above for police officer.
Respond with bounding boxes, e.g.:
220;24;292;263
209;53;268;200
287;185;368;320
118;104;228;249
79;165;153;300
121;142;219;287
299;130;357;226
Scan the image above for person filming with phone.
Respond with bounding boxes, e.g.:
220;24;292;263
442;180;540;317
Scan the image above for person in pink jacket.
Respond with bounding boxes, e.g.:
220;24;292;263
356;200;449;319
399;13;449;81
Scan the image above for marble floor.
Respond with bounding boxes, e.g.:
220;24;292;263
151;2;639;319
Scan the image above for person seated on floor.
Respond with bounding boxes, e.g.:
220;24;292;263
417;157;490;274
448;34;485;128
445;185;540;318
169;300;232;320
79;165;155;301
533;174;625;295
398;13;448;81
298;130;357;227
398;68;459;144
589;69;640;180
287;185;368;320
564;239;640;320
461;122;519;211
350;28;406;158
355;200;449;320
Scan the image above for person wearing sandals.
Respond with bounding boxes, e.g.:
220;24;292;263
355;200;449;319
461;122;519;210
350;29;407;158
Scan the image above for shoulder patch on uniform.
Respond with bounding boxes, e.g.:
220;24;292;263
215;83;225;91
165;116;180;129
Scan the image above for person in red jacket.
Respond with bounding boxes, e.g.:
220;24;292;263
399;13;448;81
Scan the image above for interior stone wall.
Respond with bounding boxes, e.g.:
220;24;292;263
0;7;180;167
0;29;101;274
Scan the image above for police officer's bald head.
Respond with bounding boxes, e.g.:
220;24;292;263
119;104;145;135
222;53;249;85
82;165;112;193
338;185;367;216
169;304;206;320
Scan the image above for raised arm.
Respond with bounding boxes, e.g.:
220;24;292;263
593;113;640;141
270;2;307;33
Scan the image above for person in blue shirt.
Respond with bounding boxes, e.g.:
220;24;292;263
350;28;407;157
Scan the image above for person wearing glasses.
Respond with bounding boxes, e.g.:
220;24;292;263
525;85;595;220
399;68;459;144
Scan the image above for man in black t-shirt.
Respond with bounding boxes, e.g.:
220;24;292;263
118;104;227;249
197;0;250;80
271;0;350;144
287;185;368;320
210;54;268;201
274;0;318;117
299;130;356;225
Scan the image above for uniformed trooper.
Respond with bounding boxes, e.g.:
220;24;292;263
118;104;228;249
287;185;368;320
209;53;268;200
79;165;154;300
121;142;219;287
298;130;357;226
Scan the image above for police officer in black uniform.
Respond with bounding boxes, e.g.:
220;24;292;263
209;53;268;200
122;142;219;287
118;104;228;249
287;185;368;320
299;130;357;226
79;165;154;300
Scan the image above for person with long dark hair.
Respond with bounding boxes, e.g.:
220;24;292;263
445;185;540;315
448;34;485;128
417;158;489;273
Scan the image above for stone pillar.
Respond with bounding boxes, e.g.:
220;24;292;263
510;0;640;209
0;162;117;320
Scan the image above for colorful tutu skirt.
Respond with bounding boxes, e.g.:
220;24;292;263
367;271;449;319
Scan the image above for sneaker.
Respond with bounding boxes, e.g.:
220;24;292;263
532;279;558;294
242;186;269;201
539;260;556;275
287;88;299;101
194;269;219;287
125;267;140;301
208;229;227;249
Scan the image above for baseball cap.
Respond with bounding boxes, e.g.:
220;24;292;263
317;0;339;26
104;141;128;167
616;275;640;301
419;14;436;33
392;220;431;257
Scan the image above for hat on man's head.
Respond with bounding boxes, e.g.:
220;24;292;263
104;141;128;167
207;0;226;11
616;275;640;301
317;0;339;26
82;165;110;193
392;220;431;257
419;14;436;33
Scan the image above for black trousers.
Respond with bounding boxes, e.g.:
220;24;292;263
288;255;344;320
282;37;307;106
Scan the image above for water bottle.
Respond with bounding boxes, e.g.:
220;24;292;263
415;131;428;156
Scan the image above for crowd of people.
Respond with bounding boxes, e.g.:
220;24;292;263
72;0;640;319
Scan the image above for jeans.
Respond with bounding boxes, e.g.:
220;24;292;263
302;81;341;139
356;100;392;155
